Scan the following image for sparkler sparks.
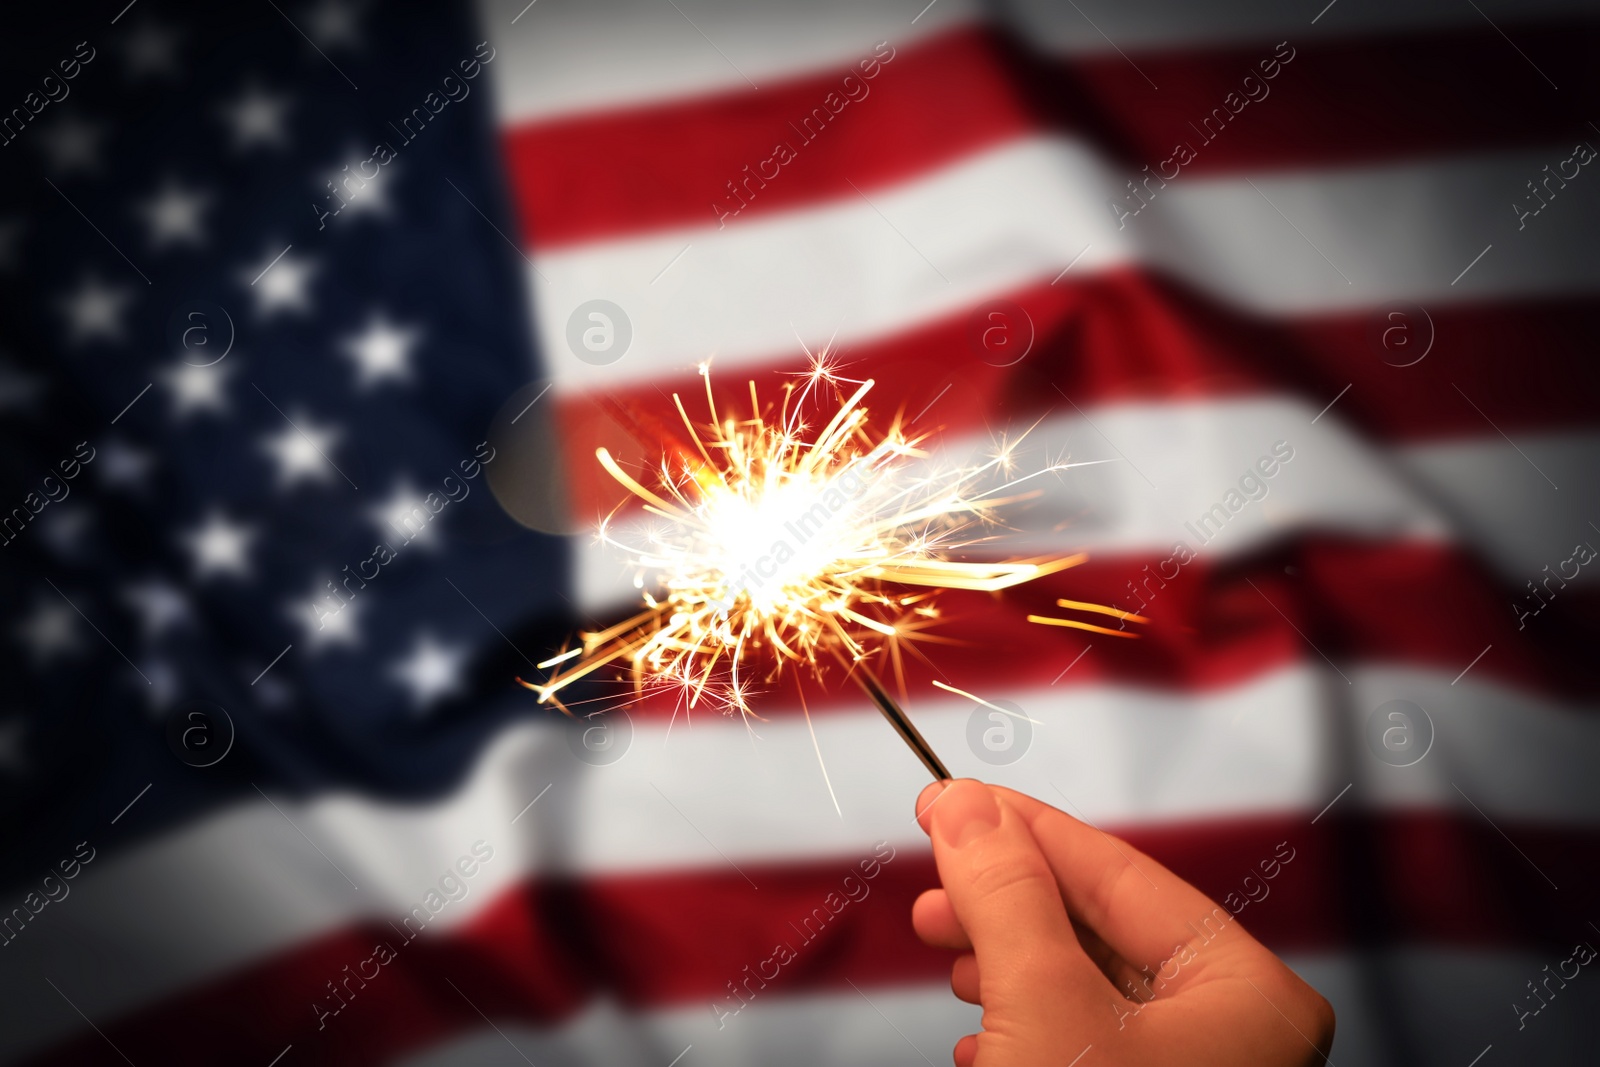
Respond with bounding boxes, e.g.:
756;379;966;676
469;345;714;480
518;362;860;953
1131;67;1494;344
519;356;1139;772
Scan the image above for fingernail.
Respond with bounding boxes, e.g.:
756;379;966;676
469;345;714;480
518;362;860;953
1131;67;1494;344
934;780;1000;850
915;780;947;831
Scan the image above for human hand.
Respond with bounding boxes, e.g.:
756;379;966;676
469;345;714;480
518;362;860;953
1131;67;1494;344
912;779;1334;1066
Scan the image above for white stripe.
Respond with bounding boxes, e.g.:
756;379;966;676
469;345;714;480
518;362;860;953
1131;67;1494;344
480;0;977;124
397;948;1600;1067
569;397;1600;609
400;985;973;1067
480;0;1595;123
1395;431;1598;576
3;664;1595;1058
530;139;1600;391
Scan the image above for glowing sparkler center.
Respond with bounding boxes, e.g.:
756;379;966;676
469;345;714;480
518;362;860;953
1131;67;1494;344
521;360;1135;720
700;463;873;615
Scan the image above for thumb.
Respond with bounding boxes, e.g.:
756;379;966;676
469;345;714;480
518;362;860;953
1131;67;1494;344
925;781;1101;1007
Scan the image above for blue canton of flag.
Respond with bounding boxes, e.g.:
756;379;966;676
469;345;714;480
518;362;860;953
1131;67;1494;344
0;1;564;892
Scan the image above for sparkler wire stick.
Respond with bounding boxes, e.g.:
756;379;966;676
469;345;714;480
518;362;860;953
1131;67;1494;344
849;662;951;781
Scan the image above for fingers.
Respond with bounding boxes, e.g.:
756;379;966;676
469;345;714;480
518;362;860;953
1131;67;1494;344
915;891;1143;1005
922;780;1102;1003
951;953;980;1004
989;785;1262;974
1071;917;1150;998
912;888;971;950
953;1033;979;1067
916;794;1147;989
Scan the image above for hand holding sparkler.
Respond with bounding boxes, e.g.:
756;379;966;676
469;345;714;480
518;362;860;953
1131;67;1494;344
912;780;1335;1066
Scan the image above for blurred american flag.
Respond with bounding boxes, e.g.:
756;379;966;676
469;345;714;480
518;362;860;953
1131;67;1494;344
3;1;1599;1065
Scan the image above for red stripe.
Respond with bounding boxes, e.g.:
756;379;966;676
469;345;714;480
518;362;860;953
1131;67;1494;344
502;22;1600;248
554;538;1600;715
32;813;1600;1065
503;27;1031;248
551;270;1600;522
1038;23;1600;178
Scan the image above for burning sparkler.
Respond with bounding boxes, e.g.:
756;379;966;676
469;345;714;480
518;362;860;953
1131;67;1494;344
520;355;1140;784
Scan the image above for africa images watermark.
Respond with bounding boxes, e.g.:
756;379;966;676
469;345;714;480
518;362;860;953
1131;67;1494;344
1512;526;1596;630
0;841;97;949
1114;839;1297;1029
1112;441;1296;625
0;39;98;148
1110;40;1298;229
312;41;498;229
313;839;497;1030
0;440;97;548
1513;139;1596;230
709;840;897;1030
1512;936;1596;1031
710;462;875;611
305;441;497;632
711;40;897;228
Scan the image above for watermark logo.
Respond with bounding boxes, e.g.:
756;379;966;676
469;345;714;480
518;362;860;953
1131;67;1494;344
1367;302;1433;367
1364;699;1432;767
566;299;631;366
567;709;633;766
167;300;234;367
967;299;1034;367
165;700;234;767
965;699;1031;766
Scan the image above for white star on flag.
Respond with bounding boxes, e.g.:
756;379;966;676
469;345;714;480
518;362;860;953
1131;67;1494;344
15;599;81;666
122;579;192;640
288;576;365;653
0;359;44;411
120;20;184;79
259;410;343;489
218;84;292;151
241;247;317;317
38;114;106;174
341;313;419;388
388;632;469;714
369;478;441;548
181;510;257;581
137;178;212;249
139;658;182;716
58;276;133;345
320;150;396;222
160;359;233;418
97;439;156;492
307;0;365;50
39;507;92;559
